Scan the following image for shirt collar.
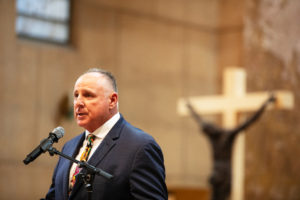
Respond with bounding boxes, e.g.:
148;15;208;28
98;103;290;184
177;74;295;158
85;112;120;139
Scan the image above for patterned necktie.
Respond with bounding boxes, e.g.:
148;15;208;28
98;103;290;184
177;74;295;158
70;134;96;192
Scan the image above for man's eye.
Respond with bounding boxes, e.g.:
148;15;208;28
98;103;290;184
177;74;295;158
85;93;93;97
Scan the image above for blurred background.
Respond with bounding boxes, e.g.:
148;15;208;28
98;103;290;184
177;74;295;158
0;0;300;199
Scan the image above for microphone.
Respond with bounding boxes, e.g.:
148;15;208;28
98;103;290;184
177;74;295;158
23;126;65;165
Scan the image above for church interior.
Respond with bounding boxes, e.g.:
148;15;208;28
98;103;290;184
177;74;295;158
1;0;300;199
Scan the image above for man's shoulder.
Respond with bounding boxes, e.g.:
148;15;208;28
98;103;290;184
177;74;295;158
122;120;157;144
121;120;164;160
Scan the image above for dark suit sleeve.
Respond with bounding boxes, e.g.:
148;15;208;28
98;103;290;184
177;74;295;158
129;141;168;200
45;145;66;200
45;160;59;200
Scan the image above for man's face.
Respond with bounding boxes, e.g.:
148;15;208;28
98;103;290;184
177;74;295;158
73;72;117;132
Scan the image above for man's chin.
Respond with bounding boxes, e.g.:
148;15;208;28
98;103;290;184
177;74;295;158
76;120;88;128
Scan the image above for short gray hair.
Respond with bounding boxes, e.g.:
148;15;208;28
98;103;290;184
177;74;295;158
84;68;118;92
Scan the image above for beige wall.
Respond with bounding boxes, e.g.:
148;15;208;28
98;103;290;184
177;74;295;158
0;0;226;199
8;0;300;199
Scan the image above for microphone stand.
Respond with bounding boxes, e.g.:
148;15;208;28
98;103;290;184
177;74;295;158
47;146;113;200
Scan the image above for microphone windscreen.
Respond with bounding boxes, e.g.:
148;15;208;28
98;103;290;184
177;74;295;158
52;126;65;139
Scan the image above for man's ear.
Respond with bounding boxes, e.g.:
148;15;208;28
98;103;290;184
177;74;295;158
109;92;118;109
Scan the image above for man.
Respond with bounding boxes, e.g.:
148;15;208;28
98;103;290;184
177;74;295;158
45;68;168;200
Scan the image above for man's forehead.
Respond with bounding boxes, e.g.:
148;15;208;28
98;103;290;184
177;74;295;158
74;72;111;90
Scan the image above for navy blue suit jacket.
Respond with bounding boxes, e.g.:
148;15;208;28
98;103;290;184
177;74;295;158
45;116;168;200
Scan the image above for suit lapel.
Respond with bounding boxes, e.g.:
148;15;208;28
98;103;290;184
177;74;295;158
70;117;125;197
89;116;125;167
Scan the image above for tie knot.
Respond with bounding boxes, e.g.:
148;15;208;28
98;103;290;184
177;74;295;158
87;134;95;144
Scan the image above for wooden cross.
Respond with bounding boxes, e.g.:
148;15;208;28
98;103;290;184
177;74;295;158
177;67;294;200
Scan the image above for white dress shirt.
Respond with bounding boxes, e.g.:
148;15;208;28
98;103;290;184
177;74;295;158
68;112;120;187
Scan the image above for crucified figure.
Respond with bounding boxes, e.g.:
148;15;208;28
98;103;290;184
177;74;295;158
186;94;276;200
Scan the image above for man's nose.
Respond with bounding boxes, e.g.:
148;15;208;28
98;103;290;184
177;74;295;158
74;96;85;106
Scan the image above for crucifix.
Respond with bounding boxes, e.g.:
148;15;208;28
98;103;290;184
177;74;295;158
177;67;294;200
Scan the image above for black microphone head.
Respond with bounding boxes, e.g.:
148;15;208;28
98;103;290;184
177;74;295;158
52;126;65;139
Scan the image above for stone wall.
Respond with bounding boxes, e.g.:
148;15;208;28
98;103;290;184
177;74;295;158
244;0;300;199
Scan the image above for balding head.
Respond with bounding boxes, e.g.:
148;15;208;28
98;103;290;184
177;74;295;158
83;68;118;93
